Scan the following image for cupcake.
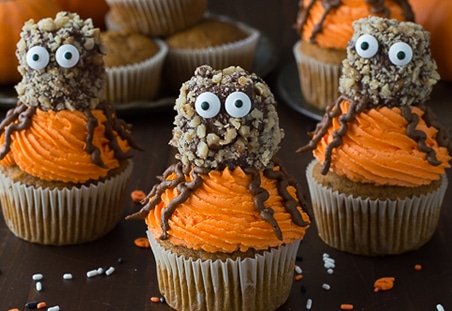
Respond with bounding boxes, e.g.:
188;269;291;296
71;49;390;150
127;65;310;310
101;30;168;103
163;16;260;91
293;0;414;110
298;16;451;256
105;0;207;37
0;12;140;245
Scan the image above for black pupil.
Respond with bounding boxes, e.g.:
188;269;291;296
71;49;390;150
397;51;405;60
32;54;39;62
235;99;243;108
64;51;72;60
361;42;369;51
201;101;210;111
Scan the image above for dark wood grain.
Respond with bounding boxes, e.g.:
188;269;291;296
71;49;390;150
0;2;451;310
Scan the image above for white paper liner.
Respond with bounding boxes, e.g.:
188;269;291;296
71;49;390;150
306;160;448;255
105;39;168;103
105;0;207;36
293;40;342;110
148;231;300;311
0;160;133;245
163;15;260;90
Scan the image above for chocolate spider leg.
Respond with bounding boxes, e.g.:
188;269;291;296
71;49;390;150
418;103;452;153
83;109;108;168
264;159;309;227
311;0;342;42
367;0;390;17
401;106;442;166
245;167;283;241
0;105;35;160
126;163;185;220
159;167;209;240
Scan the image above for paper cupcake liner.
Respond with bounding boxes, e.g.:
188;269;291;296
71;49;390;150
148;231;300;311
105;0;207;36
105;39;168;103
293;40;341;110
0;160;133;245
306;160;448;256
164;15;260;90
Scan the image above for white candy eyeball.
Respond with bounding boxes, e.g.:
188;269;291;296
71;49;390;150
26;46;49;70
225;91;251;118
355;34;379;58
195;92;221;118
56;44;80;68
388;42;413;66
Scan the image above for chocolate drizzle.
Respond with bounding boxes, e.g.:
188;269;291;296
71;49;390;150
296;0;415;43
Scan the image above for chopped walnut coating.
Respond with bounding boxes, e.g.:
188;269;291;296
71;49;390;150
15;12;107;111
170;65;284;170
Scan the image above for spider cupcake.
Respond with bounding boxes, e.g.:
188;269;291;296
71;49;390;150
128;65;310;311
298;16;451;256
0;12;139;245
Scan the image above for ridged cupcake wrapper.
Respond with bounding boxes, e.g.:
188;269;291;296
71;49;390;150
164;15;260;90
148;231;300;311
105;39;168;103
306;160;448;256
105;0;207;36
0;160;133;245
293;40;341;110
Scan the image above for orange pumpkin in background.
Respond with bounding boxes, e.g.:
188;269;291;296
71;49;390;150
410;0;452;81
0;0;62;85
53;0;110;30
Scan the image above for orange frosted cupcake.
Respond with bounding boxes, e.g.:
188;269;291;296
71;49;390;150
128;65;310;311
0;12;140;245
298;17;451;255
294;0;414;110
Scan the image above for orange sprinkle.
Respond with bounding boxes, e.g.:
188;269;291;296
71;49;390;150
131;190;146;203
374;277;395;292
294;274;304;281
340;304;354;310
150;297;160;303
414;264;422;271
134;237;150;248
37;302;47;309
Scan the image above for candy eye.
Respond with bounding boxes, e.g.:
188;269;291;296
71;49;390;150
26;46;49;70
388;42;412;66
355;34;379;58
195;92;221;118
225;91;251;118
56;44;80;68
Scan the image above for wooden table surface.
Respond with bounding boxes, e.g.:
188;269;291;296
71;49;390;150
1;1;451;310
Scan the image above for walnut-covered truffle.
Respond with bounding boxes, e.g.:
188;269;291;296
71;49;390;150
339;16;440;107
15;11;107;111
171;65;284;170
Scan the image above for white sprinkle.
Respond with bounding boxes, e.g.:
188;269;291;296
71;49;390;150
48;306;60;311
97;267;105;275
63;273;73;280
294;265;303;274
323;257;335;264
436;304;445;311
35;281;42;292
32;273;43;281
324;262;335;269
322;253;330;258
306;298;313;310
105;266;115;276
327;268;334;275
322;283;331;291
86;269;99;278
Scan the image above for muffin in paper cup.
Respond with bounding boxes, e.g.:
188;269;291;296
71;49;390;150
163;16;260;91
148;231;300;311
105;0;207;36
0;160;133;245
306;160;448;256
105;38;168;103
293;40;343;110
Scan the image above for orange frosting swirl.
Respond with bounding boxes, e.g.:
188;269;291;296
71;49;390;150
0;109;131;183
146;166;310;253
298;0;408;49
313;100;451;187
